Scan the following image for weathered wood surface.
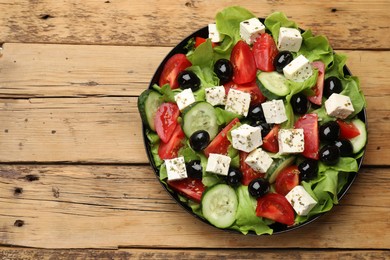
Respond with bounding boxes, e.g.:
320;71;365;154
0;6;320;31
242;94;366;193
0;165;389;249
0;0;389;49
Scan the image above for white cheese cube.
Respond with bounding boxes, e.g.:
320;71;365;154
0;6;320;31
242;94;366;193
225;88;251;117
239;18;265;45
324;93;355;119
278;129;305;154
165;157;188;181
206;153;231;176
244;148;273;173
205;86;226;106
283;55;313;82
285;185;317;216
174;88;196;111
231;124;263;153
261;99;288;124
208;23;224;43
277;27;303;52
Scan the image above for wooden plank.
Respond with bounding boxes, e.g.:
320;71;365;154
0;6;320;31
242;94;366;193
0;43;389;98
0;1;389;49
0;96;386;165
0;165;388;249
0;248;389;260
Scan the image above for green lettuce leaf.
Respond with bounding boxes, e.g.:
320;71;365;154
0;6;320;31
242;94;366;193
215;107;242;126
146;130;163;167
299;30;334;67
187;39;214;68
264;12;299;43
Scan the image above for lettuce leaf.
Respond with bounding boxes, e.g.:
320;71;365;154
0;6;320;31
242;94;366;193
215;107;242;126
299;30;334;67
264;12;299;43
146;130;163;168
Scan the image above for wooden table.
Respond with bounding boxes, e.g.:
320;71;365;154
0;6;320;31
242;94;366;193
0;1;389;259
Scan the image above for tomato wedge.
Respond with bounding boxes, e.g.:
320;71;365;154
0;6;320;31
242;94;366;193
224;80;266;105
154;103;180;143
168;178;205;203
240;151;265;185
159;54;192;89
194;37;217;48
337;119;360;139
158;124;185;160
256;193;295;226
262;124;280;153
308;61;325;105
231;40;257;84
204;118;240;157
252;33;278;72
275;165;300;196
294;113;319;160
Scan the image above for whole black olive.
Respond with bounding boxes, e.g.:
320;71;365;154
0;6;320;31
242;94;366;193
178;70;201;91
334;139;354;157
247;104;266;121
319;121;340;141
273;51;294;73
248;178;270;198
298;159;319;182
226;167;243;187
291;93;309;114
319;144;340;165
186;160;203;179
189;130;210;151
214;59;233;84
249;121;272;137
323;76;342;98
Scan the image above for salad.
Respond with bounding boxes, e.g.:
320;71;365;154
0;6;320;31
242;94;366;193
138;6;367;235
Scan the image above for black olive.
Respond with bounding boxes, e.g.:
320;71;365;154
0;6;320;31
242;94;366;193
319;144;340;165
248;178;270;198
273;51;294;73
319;121;340;141
214;59;233;84
186;160;203;179
323;76;342;98
249;121;272;137
291;93;309;114
189;130;210;151
226;167;243;187
334;139;354;157
298;159;319;182
247;104;266;121
178;70;201;91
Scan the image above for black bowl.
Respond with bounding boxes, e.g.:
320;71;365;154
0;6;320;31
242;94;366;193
141;21;367;235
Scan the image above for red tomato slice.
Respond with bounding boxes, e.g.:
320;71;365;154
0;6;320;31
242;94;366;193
224;80;267;105
168;178;205;203
256;193;295;226
294;113;319;160
308;61;325;105
262;124;280;153
239;151;265;185
337;119;360;139
158;124;185;160
159;54;192;89
252;33;278;72
154;103;180;143
194;37;217;48
204;118;240;157
231;40;257;84
275;165;300;196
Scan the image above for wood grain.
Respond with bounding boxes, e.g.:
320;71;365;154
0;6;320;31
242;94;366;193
0;0;389;49
0;247;389;260
0;165;389;249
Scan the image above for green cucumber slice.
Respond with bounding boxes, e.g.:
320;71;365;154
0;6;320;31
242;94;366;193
182;102;218;140
257;72;290;100
201;184;238;228
349;119;367;154
137;89;162;131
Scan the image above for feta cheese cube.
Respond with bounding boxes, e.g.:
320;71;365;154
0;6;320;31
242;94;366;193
225;89;251;117
239;18;265;45
324;93;355;119
261;99;288;124
231;124;263;153
278;129;304;154
283;55;313;82
285;185;317;216
277;27;302;52
244;148;273;173
208;23;224;43
206;153;231;176
205;86;226;106
174;88;196;111
165;157;188;181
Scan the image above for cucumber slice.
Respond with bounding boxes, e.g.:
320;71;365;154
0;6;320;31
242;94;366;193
349;118;367;154
202;184;238;228
182;102;218;140
137;89;162;131
267;156;295;183
257;72;290;100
